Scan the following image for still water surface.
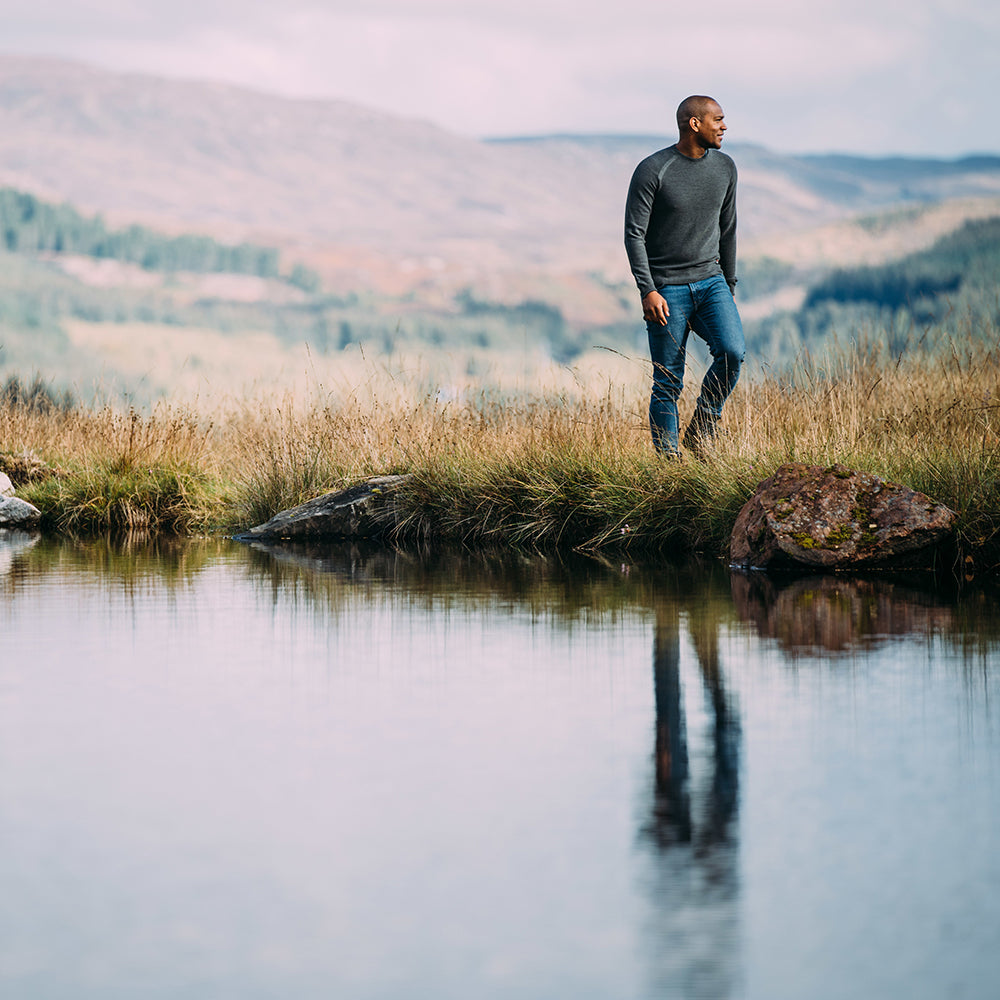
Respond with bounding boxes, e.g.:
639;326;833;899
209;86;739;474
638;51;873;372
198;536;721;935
2;532;999;999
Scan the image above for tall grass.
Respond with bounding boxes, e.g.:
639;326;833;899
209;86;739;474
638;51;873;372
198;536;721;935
2;403;222;533
5;329;1000;567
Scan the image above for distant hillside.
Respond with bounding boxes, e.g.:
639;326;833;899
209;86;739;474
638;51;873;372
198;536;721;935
489;135;1000;242
3;54;1000;400
748;215;1000;359
0;54;610;268
0;186;628;399
3;54;1000;281
0;188;317;288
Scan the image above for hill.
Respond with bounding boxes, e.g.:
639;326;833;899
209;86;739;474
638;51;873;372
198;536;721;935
748;216;1000;360
3;54;1000;280
1;54;1000;399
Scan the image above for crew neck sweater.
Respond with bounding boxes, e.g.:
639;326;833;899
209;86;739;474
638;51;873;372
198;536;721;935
624;145;737;296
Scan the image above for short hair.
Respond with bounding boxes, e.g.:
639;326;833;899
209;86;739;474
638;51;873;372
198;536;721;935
676;95;719;132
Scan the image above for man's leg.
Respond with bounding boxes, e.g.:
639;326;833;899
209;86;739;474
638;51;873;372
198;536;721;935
647;286;692;455
683;275;745;452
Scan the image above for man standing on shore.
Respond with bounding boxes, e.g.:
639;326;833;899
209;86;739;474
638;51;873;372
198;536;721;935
624;95;744;456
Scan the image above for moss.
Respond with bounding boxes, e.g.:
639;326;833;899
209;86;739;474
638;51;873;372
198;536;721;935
823;464;854;479
825;524;853;548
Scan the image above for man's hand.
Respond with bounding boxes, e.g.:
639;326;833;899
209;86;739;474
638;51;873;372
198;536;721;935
642;290;669;326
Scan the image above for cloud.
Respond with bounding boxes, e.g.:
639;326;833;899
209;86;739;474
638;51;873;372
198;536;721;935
0;0;996;154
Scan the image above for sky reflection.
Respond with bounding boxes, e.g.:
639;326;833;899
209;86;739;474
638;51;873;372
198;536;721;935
2;534;999;998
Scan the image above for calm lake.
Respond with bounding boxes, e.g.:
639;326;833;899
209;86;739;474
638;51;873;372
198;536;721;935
2;532;999;999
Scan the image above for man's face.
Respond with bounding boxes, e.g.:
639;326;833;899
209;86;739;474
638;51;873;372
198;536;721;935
693;104;727;148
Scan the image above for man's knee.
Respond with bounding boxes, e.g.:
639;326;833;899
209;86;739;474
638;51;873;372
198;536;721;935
710;342;743;376
651;373;683;404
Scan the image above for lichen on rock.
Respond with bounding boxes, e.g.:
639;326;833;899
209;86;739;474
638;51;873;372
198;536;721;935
730;462;956;571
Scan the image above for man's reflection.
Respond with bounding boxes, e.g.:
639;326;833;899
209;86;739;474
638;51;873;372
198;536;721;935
649;600;740;857
650;603;691;846
643;594;741;997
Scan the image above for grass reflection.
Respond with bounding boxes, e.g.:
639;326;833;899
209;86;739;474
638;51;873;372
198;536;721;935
238;539;739;628
6;529;1000;657
0;530;229;598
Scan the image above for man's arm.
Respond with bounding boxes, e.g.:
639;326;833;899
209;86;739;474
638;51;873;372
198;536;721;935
719;162;738;294
625;159;669;323
624;160;658;299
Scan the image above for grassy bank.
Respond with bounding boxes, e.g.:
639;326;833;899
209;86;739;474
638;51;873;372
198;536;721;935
4;334;1000;571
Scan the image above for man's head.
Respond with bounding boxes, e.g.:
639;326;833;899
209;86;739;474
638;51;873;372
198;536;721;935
676;96;727;150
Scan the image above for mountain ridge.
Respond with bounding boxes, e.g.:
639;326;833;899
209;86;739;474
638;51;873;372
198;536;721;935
3;53;999;280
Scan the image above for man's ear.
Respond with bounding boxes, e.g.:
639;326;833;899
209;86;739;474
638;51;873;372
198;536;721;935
689;117;701;132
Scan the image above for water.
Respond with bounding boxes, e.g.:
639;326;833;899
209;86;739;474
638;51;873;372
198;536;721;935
2;532;999;999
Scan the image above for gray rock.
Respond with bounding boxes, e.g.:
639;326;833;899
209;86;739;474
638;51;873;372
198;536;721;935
0;471;13;497
730;462;956;570
236;475;412;542
0;496;42;529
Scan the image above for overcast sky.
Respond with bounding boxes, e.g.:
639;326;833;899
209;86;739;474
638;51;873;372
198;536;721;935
1;0;996;156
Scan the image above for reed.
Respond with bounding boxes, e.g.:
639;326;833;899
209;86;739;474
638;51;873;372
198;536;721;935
4;329;1000;568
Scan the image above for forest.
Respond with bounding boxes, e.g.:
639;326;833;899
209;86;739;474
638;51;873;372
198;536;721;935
747;216;1000;359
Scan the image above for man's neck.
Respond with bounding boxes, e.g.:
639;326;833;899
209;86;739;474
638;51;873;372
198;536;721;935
675;135;708;159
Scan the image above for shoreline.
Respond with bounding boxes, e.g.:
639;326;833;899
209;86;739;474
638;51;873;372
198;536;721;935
5;338;1000;576
3;454;991;580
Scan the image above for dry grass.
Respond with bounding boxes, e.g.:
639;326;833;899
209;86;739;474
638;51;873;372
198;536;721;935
5;331;1000;567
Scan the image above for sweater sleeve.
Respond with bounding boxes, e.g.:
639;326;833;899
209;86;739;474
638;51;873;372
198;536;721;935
624;160;658;297
719;161;738;292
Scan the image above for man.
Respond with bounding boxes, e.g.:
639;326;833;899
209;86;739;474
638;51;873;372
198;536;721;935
624;95;744;456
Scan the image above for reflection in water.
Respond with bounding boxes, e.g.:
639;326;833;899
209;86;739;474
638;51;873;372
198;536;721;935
0;529;39;582
238;537;664;626
731;571;963;653
1;530;225;602
644;590;742;998
4;536;1000;998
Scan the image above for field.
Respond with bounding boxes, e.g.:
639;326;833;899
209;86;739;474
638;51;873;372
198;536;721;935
5;328;1000;577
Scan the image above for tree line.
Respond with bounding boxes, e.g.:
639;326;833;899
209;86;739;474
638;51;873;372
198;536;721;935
745;215;1000;361
803;216;1000;310
0;188;319;290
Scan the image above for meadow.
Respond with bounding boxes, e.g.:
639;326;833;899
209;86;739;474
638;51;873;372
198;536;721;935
4;329;1000;575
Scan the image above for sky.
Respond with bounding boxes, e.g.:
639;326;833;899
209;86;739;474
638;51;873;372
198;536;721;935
1;0;997;156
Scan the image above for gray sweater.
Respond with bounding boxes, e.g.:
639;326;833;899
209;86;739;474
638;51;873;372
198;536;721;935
624;145;737;297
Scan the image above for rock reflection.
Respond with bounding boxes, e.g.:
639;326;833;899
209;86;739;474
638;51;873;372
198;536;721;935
0;529;40;588
731;572;960;653
644;589;741;998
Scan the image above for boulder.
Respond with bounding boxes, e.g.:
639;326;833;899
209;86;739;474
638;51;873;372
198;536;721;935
730;462;956;570
0;496;42;529
0;471;13;497
235;475;411;542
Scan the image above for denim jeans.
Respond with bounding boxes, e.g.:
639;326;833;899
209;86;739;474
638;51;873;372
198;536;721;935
646;274;745;454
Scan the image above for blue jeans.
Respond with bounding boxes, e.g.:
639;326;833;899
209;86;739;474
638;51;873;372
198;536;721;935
646;274;744;454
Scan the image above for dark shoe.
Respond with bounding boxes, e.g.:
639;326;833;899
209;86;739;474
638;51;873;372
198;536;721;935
682;409;717;457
